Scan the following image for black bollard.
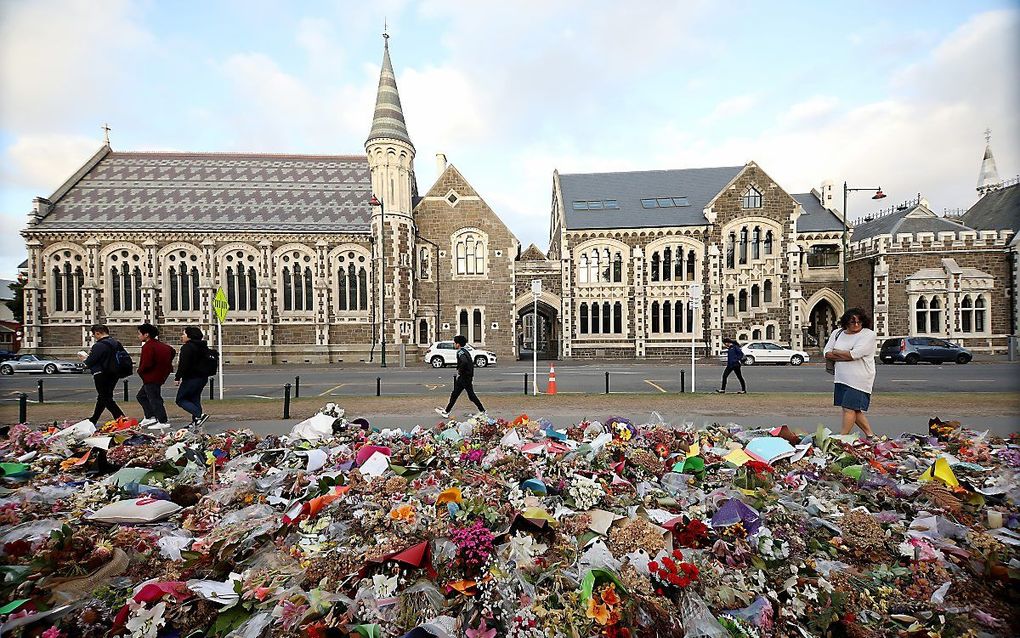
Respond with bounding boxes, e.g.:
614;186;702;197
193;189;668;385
38;379;44;404
19;393;27;424
123;379;128;401
376;376;381;397
283;383;291;419
605;371;610;394
295;376;300;399
209;376;215;400
524;372;528;395
680;369;686;393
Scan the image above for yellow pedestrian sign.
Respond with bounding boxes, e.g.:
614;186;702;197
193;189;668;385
213;288;229;324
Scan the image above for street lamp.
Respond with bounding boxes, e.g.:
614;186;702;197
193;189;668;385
842;182;886;305
369;194;386;368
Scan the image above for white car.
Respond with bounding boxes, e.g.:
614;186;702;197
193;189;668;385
424;342;498;368
732;342;810;366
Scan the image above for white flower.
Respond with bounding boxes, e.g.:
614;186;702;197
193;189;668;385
372;573;398;597
508;532;547;565
568;474;604;510
125;600;167;638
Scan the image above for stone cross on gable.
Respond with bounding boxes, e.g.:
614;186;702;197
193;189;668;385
984;128;991;144
102;123;111;145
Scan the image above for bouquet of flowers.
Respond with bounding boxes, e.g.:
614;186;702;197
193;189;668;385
648;550;700;598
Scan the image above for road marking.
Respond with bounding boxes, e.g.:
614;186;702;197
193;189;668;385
643;379;668;393
424;384;445;391
244;394;274;399
958;379;995;382
890;379;927;382
318;383;347;396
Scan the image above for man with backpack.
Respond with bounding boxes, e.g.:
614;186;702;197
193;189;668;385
136;323;176;430
435;334;486;418
79;324;129;425
175;326;215;429
716;337;748;394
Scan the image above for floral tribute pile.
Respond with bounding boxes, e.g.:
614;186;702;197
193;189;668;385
0;408;1017;637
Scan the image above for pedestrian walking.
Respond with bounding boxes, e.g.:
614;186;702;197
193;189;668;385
79;324;127;425
136;323;176;430
716;337;747;394
824;308;877;437
175;326;212;429
435;335;485;418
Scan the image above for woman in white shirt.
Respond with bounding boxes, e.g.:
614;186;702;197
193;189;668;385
823;308;877;437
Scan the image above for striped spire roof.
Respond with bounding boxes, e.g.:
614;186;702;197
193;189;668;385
366;36;413;148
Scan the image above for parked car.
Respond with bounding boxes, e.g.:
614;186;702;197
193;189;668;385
424;342;498;368
0;350;16;363
880;337;972;364
0;354;87;375
725;341;810;366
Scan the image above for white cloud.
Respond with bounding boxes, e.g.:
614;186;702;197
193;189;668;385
702;95;759;124
1;134;100;192
780;96;840;127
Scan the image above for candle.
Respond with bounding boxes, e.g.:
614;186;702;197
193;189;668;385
987;510;1003;529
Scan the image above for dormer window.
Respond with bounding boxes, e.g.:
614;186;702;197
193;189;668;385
741;186;762;209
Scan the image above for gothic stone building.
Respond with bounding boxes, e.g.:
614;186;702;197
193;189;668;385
847;181;1018;353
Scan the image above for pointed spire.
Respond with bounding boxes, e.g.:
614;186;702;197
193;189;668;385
366;30;413;148
977;128;1000;195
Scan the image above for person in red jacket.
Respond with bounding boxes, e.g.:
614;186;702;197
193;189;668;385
136;323;176;429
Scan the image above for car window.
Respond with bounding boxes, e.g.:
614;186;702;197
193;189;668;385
909;337;928;346
439;342;455;349
21;355;37;361
929;339;949;347
766;343;783;350
745;343;759;350
882;339;900;348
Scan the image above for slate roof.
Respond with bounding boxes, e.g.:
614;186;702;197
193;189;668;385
366;40;412;147
961;183;1020;233
792;193;845;232
559;166;744;230
850;203;972;242
31;150;374;233
0;280;14;301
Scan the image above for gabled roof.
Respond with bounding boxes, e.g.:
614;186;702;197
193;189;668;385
559;166;743;230
961;182;1020;233
28;151;374;233
366;38;412;148
851;201;972;242
792;192;845;232
518;244;547;261
0;280;14;301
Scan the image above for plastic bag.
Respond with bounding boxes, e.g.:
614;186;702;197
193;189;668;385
678;590;729;638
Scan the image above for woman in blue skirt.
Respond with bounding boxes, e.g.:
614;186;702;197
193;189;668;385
823;308;877;436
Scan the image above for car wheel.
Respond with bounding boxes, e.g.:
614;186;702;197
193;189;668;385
881;358;894;364
790;355;804;366
474;356;488;368
741;355;755;366
905;354;920;365
0;365;12;375
956;354;971;364
430;356;445;368
44;364;58;375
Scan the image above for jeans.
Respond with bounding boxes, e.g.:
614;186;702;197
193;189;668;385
137;382;168;423
91;373;125;425
721;364;746;391
175;377;207;421
445;376;485;413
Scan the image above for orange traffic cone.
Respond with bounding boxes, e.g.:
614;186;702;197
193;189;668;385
546;364;557;395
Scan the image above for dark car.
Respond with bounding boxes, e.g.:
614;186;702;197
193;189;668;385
0;350;16;362
880;337;972;365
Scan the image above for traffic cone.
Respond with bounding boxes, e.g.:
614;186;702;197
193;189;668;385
546;364;557;395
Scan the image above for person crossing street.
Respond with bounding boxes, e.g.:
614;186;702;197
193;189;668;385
717;337;747;394
435;335;486;418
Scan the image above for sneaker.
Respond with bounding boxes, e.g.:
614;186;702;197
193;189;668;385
716;389;725;394
434;408;450;418
736;390;746;394
147;422;171;430
139;417;158;427
194;414;210;429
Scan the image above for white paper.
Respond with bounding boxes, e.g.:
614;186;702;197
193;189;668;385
500;429;523;447
588;509;625;535
83;436;113;450
187;574;242;605
302;450;328;473
289;413;336;441
358;451;389;478
49;419;96;441
158;535;193;561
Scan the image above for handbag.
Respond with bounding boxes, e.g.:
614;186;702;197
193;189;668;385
825;329;843;375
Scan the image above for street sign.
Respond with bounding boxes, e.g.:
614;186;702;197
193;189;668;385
213;288;229;324
688;283;703;303
531;279;542;298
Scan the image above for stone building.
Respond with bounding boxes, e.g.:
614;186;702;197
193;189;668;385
846;136;1018;352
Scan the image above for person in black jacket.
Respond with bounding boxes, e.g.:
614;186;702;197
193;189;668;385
79;324;127;425
717;337;747;394
435;335;485;418
175;326;210;428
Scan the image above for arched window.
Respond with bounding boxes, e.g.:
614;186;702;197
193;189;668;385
763;280;773;303
454;231;486;275
419;248;430;280
50;256;85;313
752;328;762;340
662;247;672;281
651;252;660;282
662;301;672;333
650;301;659;333
335;250;369;312
738;290;748;312
602;301;611;333
53;265;63;312
674;248;684;280
766;324;776;340
108;257;143;313
419;319;429;344
166;257;200;314
591;302;600;334
613;252;623;283
580;303;589;334
739;228;748;264
726;234;736;269
915;297;928;333
589;248;600;283
673;300;684;333
960;295;973;333
579;254;589;283
283;267;293;311
686;250;696;280
459;309;469;336
742;186;762;209
726;294;735;317
601;249;611;283
614;302;622;333
686;301;694;332
473;309;483;342
224;250;259;312
752;227;761;260
929;297;942;333
751;284;760;307
975;295;986;332
764;230;774;255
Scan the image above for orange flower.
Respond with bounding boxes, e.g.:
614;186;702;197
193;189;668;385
436;487;463;507
600;584;621;606
586;597;611;625
512;414;530;427
389;504;416;524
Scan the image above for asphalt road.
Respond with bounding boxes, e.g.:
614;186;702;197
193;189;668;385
2;358;1017;403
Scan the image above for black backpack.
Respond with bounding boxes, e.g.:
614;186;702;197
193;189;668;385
200;348;220;377
106;340;134;379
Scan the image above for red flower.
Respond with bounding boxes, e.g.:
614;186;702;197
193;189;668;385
647;561;659;573
672;549;683;559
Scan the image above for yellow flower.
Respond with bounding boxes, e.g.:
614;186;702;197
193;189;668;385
436;487;463;507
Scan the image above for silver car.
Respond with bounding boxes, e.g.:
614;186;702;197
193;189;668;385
0;354;87;375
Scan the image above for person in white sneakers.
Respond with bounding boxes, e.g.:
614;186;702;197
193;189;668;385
435;335;486;419
136;323;176;429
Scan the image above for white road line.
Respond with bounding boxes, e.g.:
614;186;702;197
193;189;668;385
244;394;274;399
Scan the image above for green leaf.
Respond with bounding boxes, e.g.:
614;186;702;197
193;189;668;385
210;606;251;637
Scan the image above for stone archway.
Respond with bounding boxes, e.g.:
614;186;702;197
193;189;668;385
807;299;839;348
516;300;559;360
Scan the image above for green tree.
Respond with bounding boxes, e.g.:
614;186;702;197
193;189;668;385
6;275;25;323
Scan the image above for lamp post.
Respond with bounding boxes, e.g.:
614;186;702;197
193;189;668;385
369;194;386;367
842;182;886;305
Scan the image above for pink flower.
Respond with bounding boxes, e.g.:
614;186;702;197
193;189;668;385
42;628;64;638
466;619;497;638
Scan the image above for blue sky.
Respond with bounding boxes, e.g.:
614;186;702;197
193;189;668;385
1;0;1017;278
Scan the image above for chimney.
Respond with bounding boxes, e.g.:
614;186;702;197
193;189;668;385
28;197;51;226
435;153;447;174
